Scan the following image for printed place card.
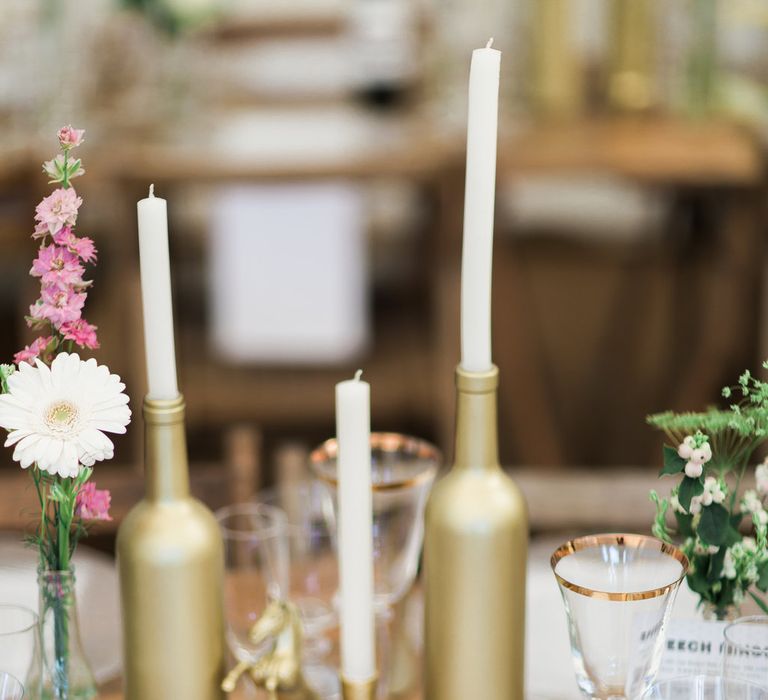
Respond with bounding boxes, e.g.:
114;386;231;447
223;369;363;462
659;617;727;679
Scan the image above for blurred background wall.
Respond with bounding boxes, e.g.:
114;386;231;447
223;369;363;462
0;0;767;535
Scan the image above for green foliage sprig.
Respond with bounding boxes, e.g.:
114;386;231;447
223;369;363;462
648;365;768;619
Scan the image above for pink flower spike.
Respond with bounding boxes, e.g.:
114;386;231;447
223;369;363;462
57;125;85;149
30;244;84;290
75;482;112;521
59;319;99;350
34;188;82;237
30;285;86;327
52;228;98;263
13;336;53;365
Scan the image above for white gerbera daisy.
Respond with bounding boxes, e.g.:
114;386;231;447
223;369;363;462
0;352;131;477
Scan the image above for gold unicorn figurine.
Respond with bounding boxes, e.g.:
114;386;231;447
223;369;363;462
222;598;320;700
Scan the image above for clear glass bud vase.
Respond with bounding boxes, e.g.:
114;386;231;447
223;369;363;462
37;570;97;700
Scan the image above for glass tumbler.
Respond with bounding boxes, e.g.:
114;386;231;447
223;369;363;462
258;481;342;700
0;605;38;697
642;675;768;699
0;672;23;700
216;503;289;666
724;616;768;688
258;482;338;659
551;534;688;699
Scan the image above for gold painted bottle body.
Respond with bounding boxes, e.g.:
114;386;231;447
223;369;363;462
424;366;528;700
607;0;656;111
117;396;225;700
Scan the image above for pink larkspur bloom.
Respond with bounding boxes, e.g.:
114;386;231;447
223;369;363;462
75;482;111;521
30;285;86;327
30;244;84;289
70;236;96;263
59;319;99;349
34;188;82;237
13;336;53;365
57;126;85;149
53;227;97;262
32;221;49;240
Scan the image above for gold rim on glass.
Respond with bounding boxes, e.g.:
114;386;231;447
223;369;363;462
309;432;441;492
550;533;689;601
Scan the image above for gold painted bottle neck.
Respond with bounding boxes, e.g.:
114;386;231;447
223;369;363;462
453;365;499;471
143;394;190;501
341;676;378;700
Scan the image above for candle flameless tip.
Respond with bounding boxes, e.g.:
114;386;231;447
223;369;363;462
149;184;155;198
486;38;494;49
354;369;363;381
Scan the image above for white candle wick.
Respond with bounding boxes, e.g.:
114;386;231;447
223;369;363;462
149;183;155;198
354;369;363;382
486;37;494;49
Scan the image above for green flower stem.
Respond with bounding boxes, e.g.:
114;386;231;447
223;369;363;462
53;590;70;700
61;149;69;190
32;468;50;570
750;591;768;615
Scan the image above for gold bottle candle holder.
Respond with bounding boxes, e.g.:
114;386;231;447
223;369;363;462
424;365;528;700
342;675;378;700
607;0;656;112
117;395;226;700
531;0;584;118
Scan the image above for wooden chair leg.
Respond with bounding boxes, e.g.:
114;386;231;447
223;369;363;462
274;442;310;523
224;424;262;504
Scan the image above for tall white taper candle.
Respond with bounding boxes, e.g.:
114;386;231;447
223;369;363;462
137;185;179;400
460;39;501;373
336;370;376;682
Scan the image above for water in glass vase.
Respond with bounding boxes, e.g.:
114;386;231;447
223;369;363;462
37;570;97;700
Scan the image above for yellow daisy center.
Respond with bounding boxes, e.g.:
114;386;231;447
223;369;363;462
44;400;79;434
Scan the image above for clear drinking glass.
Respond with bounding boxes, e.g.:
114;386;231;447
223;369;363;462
724;616;768;688
642;675;768;699
310;432;440;610
216;503;290;666
0;605;39;697
551;534;688;699
0;672;23;700
258;482;341;699
258;482;338;657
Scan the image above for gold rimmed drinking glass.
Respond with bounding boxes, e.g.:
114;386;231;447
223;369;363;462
310;432;440;610
311;432;440;699
551;534;689;700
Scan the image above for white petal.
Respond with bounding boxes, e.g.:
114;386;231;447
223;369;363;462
14;434;41;468
44;438;65;471
61;441;79;474
0;397;36;431
77;428;114;460
4;429;34;447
